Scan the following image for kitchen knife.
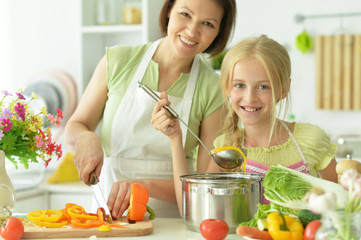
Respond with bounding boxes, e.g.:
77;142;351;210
90;173;113;223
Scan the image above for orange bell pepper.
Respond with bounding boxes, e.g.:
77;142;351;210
70;218;103;228
127;183;155;221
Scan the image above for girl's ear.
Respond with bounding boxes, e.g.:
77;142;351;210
281;78;291;99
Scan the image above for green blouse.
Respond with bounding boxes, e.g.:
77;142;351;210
213;122;337;177
100;41;223;157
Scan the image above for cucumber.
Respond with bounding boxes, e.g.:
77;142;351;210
257;218;268;231
297;209;321;227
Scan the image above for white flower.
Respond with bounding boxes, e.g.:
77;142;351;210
354;178;361;198
308;191;337;214
340;169;360;190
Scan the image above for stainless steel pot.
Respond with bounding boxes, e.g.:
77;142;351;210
180;172;263;233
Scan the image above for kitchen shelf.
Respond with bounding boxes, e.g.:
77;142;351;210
81;24;143;34
78;0;163;96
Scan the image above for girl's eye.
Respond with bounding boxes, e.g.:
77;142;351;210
235;83;245;89
258;85;269;90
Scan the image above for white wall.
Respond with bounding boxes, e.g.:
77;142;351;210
232;0;361;138
0;0;360;139
0;0;78;91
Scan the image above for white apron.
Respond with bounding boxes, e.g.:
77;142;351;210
245;121;310;204
97;39;200;218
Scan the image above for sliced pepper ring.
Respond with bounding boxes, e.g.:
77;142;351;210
27;209;63;223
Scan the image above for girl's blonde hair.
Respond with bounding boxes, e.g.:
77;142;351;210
219;35;291;146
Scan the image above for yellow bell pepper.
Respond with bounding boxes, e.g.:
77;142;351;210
67;205;98;220
27;209;63;223
34;220;68;228
267;211;304;240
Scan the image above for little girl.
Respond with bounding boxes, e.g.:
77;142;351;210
151;35;338;214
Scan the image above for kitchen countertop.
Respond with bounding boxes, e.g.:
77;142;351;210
0;218;243;240
11;181;243;239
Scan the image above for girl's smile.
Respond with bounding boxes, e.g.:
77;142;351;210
230;58;273;126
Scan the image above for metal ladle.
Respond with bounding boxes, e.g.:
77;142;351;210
139;82;247;169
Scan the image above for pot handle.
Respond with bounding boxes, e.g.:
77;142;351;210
206;187;248;195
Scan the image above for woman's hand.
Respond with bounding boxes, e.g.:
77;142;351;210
107;180;135;219
151;91;182;138
74;131;104;185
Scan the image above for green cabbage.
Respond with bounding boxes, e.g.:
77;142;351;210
239;203;298;227
263;165;348;210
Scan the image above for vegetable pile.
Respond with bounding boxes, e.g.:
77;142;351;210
263;165;348;210
236;165;349;240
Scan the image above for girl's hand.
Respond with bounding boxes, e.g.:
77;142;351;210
151;91;182;138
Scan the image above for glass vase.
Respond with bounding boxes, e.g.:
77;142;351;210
0;150;16;221
315;210;361;240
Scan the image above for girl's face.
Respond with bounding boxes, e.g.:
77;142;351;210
166;0;223;59
229;58;274;127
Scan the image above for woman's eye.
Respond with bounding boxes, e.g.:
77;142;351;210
203;21;214;28
180;12;190;17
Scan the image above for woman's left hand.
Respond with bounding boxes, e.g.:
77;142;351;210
151;91;182;138
107;180;134;220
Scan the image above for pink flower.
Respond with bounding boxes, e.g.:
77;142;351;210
2;108;14;120
14;102;26;121
34;135;45;148
55;117;61;127
47;114;56;124
16;92;25;100
57;108;63;119
45;142;56;155
44;158;51;168
0;130;4;141
1;118;13;132
1;90;12;96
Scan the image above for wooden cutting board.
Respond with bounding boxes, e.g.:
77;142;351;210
22;218;153;239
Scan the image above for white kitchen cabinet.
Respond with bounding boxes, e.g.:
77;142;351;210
78;0;164;95
14;189;47;213
48;192;92;212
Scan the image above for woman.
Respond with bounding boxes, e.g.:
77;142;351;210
65;0;236;218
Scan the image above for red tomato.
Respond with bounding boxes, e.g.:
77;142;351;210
200;219;229;240
0;217;24;240
304;220;322;240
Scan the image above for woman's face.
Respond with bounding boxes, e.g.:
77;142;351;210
166;0;223;59
229;58;274;127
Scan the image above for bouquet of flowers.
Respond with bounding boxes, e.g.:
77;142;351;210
0;90;63;169
306;169;361;240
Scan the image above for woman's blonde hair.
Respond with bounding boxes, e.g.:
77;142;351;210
219;35;292;146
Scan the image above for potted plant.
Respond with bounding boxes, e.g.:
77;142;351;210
0;89;63;220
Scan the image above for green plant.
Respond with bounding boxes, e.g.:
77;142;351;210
0;89;63;169
212;51;227;70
